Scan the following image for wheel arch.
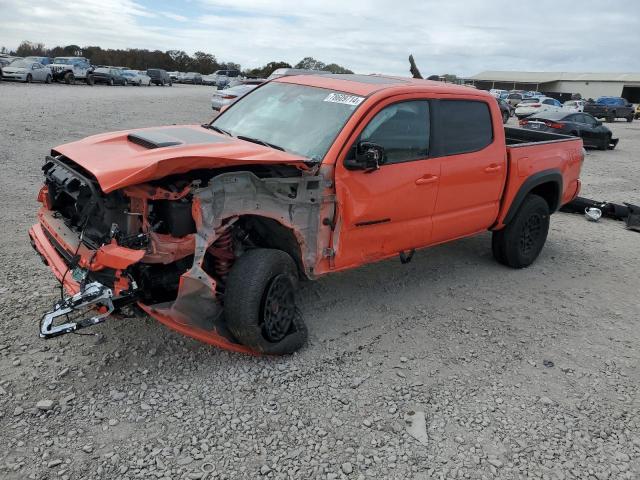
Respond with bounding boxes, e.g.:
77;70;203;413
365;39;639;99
233;214;306;278
503;170;562;225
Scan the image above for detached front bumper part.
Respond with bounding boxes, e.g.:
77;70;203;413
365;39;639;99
40;282;115;339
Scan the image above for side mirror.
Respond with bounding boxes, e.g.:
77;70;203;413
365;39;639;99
345;142;386;171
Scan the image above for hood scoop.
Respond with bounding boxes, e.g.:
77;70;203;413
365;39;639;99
127;131;183;149
127;127;230;149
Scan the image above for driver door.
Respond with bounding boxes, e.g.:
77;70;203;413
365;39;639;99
332;98;441;269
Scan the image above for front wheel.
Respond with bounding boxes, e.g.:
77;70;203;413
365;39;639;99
109;78;114;86
492;194;550;268
224;248;307;354
64;72;74;84
45;74;52;84
627;115;634;123
25;74;32;83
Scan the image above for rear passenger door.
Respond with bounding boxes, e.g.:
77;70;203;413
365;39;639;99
429;99;507;244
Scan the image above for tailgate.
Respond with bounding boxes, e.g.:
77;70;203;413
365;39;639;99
495;134;584;228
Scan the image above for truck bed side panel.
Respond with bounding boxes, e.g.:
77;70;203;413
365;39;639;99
494;132;583;228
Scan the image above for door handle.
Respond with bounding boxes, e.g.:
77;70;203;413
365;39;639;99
415;175;439;185
484;164;502;173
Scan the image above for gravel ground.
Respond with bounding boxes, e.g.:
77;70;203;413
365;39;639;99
1;82;639;480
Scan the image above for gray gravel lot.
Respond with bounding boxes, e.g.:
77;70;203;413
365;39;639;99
0;82;639;480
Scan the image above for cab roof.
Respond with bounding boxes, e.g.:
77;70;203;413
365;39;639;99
274;73;487;98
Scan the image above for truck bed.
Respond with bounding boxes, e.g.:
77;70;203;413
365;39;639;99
504;126;576;146
494;126;584;228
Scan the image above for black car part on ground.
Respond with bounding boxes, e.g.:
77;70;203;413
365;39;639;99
560;196;640;231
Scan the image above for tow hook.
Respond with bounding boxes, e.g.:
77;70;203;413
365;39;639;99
40;282;115;339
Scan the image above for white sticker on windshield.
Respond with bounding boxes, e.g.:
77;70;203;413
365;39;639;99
324;93;365;106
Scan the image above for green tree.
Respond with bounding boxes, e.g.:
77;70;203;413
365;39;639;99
16;41;46;57
244;61;291;78
294;56;325;70
322;63;353;74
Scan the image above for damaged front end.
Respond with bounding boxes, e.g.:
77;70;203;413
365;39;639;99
30;154;329;353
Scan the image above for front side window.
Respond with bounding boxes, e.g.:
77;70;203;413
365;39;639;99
359;101;430;164
432;100;493;156
212;82;364;162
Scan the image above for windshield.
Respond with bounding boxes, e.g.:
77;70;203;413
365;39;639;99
53;58;73;65
9;60;29;68
211;82;364;162
520;98;540;104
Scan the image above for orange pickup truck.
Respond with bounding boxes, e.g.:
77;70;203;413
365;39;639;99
29;74;583;354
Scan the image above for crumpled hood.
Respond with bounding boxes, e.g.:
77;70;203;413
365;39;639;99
52;125;309;193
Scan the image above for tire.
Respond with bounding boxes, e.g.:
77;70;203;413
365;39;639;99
148;80;151;86
45;74;51;84
606;112;615;123
627;115;633;123
64;72;74;84
169;81;173;86
26;74;32;83
86;75;94;86
161;79;166;86
491;194;550;268
224;248;307;354
502;111;509;124
108;78;114;86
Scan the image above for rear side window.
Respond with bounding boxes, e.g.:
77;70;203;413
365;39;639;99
432;100;493;156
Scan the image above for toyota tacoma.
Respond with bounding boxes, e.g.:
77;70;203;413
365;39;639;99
29;74;584;354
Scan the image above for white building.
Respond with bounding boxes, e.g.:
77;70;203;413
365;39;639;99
468;71;640;102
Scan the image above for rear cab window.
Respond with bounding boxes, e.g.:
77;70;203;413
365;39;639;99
430;100;493;156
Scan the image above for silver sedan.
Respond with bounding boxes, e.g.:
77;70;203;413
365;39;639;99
1;60;52;83
211;84;259;111
122;70;152;86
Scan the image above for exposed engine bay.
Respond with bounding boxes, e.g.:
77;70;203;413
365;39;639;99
33;154;329;352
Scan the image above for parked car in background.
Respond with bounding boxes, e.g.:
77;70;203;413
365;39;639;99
1;59;52;83
167;71;179;81
584;97;634;122
202;74;217;85
49;57;94;84
506;92;526;107
92;67;127;86
121;70;151;86
495;97;513;123
147;68;172;86
211;83;260;111
489;88;508;98
520;111;618;150
563;99;585;112
182;72;203;85
515;96;562;119
24;56;52;65
266;68;332;80
224;78;264;89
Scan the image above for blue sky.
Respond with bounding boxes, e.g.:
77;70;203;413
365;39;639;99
1;0;639;76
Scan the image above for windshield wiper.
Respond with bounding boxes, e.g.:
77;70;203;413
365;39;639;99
204;124;232;136
236;135;285;151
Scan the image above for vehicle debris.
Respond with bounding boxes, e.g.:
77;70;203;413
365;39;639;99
404;410;429;446
560;196;640;231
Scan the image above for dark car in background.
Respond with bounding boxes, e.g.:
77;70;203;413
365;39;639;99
181;72;203;84
520;111;618;150
147;68;172;86
495;97;514;123
92;67;127;86
584;97;634;122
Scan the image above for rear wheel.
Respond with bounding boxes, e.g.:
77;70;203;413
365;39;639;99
225;248;307;354
86;74;94;86
492;194;550;268
108;78;114;86
627;114;634;123
64;72;74;84
161;79;166;86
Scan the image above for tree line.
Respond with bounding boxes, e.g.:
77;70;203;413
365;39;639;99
2;41;353;77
